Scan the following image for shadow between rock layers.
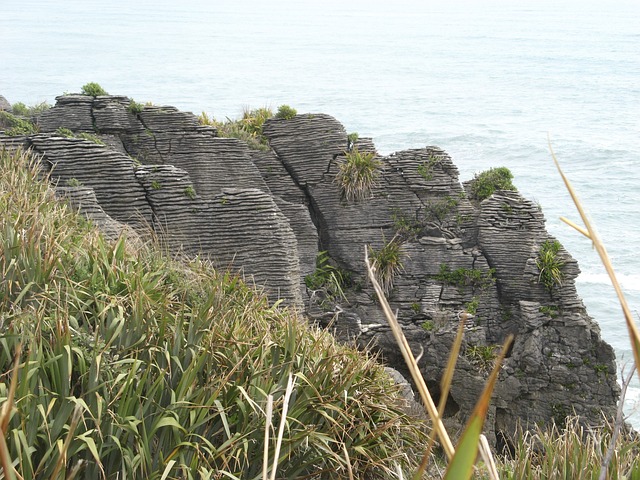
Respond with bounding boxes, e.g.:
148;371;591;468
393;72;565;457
0;93;619;447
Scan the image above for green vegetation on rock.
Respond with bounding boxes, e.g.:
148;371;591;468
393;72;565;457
305;250;351;306
436;263;495;291
0;147;427;478
55;127;74;137
198;107;274;151
469;166;517;201
275;104;297;119
77;132;105;145
81;82;109;96
369;237;404;295
11;100;51;117
0;110;38;136
128;99;145;114
536;239;565;294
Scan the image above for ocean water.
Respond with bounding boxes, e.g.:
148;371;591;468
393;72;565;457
2;0;639;426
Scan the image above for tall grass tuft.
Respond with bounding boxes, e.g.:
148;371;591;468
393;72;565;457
0;147;427;478
480;416;640;480
336;148;383;202
199;108;273;151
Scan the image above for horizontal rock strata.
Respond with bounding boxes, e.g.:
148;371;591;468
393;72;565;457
0;92;620;446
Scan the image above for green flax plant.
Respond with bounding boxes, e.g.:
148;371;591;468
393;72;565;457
0;147;426;479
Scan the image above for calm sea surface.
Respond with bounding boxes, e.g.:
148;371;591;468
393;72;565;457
2;0;639;426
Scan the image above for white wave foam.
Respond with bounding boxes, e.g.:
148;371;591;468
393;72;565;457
578;272;640;292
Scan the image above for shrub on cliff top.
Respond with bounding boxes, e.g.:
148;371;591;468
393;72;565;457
81;82;108;96
11;100;51;117
469;166;517;201
275;104;297;120
0;147;427;479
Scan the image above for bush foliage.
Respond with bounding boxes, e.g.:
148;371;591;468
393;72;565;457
81;82;109;97
0;147;427;479
469;166;517;201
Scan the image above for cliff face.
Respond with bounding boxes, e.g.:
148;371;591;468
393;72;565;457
0;94;619;445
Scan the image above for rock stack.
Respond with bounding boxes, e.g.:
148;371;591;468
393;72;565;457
0;93;619;446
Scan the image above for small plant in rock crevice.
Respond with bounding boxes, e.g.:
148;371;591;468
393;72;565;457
465;296;480;315
336;147;383;202
369;236;404;295
465;344;499;374
198;108;273;151
77;132;105;145
304;250;351;306
128;99;145;114
66;177;83;187
436;263;495;292
55;127;74;138
539;304;559;318
184;185;197;200
347;132;359;151
416;154;441;181
421;320;435;331
150;180;162;190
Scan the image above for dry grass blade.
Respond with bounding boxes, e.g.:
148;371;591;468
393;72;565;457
550;141;640;379
0;345;21;435
478;434;499;480
270;373;295;480
364;247;455;460
439;315;466;418
599;364;637;480
263;395;273;480
0;346;22;480
342;443;355;480
443;334;513;480
50;404;83;480
414;314;467;479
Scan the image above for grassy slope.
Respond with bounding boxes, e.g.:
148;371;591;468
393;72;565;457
0;147;427;479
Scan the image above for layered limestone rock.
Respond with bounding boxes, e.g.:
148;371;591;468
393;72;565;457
0;93;620;446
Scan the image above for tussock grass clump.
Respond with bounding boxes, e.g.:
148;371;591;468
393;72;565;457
482;417;640;480
336;148;383;202
369;237;404;295
0;147;427;478
199;108;274;151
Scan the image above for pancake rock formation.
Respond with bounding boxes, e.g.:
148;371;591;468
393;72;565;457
0;93;619;447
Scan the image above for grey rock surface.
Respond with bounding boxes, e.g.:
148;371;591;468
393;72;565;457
0;93;620;446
